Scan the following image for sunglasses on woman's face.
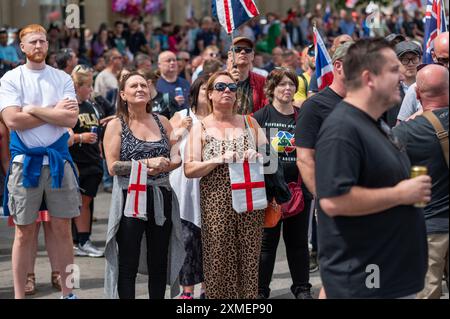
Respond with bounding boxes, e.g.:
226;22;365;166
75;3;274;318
213;82;238;92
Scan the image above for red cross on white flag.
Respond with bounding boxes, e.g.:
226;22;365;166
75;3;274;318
229;160;267;213
124;160;148;220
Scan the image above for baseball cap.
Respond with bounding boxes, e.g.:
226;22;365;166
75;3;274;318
232;37;254;49
395;41;422;57
332;41;354;63
385;33;406;44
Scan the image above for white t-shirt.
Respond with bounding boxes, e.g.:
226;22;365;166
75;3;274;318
397;83;423;121
94;69;118;99
0;64;76;150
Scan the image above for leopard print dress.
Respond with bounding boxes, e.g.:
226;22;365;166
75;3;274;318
200;120;265;299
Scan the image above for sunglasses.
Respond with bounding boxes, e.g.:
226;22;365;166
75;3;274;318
417;62;445;72
233;46;253;54
435;57;449;65
177;57;190;62
213;82;238;92
73;64;93;73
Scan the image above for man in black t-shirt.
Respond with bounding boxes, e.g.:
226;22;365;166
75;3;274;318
315;39;430;298
295;42;352;281
392;64;449;299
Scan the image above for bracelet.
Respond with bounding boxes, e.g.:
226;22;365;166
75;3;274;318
79;134;83;146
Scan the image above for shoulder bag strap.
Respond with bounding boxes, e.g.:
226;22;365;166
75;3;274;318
244;115;256;148
422;111;449;167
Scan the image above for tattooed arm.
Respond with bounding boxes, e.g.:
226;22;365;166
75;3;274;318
103;118;123;176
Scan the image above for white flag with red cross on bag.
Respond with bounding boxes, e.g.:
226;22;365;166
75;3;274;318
229;160;267;213
124;160;148;220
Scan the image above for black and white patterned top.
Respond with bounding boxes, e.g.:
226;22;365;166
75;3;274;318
119;114;170;180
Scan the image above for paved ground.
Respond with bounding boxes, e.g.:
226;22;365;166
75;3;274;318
0;190;322;299
0;190;447;299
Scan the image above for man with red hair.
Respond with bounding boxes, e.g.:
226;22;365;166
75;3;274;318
0;24;80;299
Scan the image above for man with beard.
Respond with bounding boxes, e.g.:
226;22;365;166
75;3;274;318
315;39;431;298
0;24;80;299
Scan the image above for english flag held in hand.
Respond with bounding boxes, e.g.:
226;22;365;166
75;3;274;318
212;0;260;34
313;26;334;91
124;160;148;220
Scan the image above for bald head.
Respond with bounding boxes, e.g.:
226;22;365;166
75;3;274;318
416;64;449;110
434;32;449;57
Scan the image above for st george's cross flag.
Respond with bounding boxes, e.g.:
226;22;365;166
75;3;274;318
124;160;148;220
229;160;267;213
212;0;260;34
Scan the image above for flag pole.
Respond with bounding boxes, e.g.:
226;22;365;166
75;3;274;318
231;30;237;68
441;0;448;32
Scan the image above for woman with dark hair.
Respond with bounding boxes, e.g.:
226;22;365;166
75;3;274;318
103;72;185;299
185;71;268;299
253;68;313;299
169;76;210;299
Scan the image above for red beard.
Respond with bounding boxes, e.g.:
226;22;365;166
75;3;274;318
26;51;46;63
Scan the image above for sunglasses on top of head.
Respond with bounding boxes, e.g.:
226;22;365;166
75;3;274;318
214;82;238;92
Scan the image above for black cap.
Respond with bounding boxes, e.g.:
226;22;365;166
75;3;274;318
385;33;406;44
395;41;422;57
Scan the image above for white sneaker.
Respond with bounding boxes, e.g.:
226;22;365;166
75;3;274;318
76;240;104;258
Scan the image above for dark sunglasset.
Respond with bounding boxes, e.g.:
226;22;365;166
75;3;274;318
214;82;238;92
233;46;253;54
436;57;449;65
73;64;93;73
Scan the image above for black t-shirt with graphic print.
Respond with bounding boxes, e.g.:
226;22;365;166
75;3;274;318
69;101;103;174
253;104;298;185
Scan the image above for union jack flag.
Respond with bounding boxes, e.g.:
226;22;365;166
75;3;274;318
212;0;260;34
423;0;448;64
313;27;334;91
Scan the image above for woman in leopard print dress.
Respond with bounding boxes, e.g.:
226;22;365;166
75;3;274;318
185;71;267;299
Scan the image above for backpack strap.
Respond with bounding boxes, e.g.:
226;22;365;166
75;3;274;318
422;111;449;167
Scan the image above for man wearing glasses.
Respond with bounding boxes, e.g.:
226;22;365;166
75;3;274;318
383;41;422;127
397;32;449;123
227;37;267;115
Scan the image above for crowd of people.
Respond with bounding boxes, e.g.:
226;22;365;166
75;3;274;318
0;3;448;300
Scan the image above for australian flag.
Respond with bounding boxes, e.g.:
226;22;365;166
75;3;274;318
423;0;448;64
313;27;334;91
212;0;260;34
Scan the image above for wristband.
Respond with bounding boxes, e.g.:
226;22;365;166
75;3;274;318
79;134;83;146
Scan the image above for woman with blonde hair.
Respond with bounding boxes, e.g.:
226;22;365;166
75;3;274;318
68;65;104;257
185;71;267;299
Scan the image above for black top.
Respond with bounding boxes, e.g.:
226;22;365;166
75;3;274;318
253;104;298;184
127;31;148;55
315;101;428;298
69;101;103;175
392;108;449;234
151;92;183;119
295;86;343;149
119;114;170;181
